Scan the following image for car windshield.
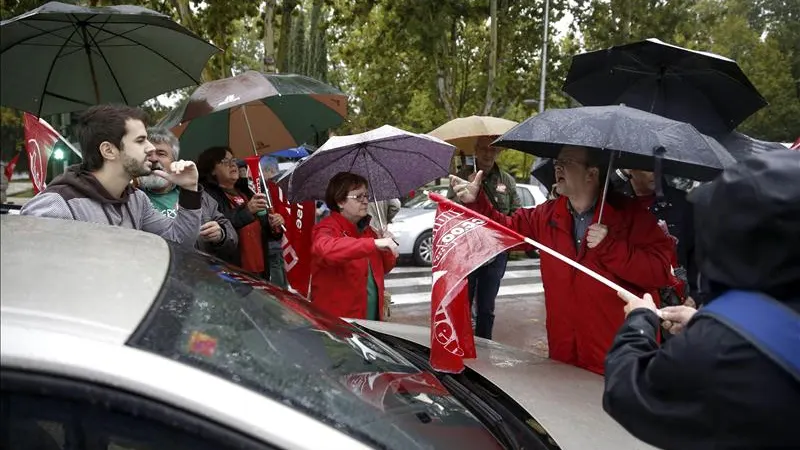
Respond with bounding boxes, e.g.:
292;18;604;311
128;246;502;450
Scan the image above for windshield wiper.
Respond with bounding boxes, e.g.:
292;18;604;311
359;327;560;450
372;333;521;449
440;374;521;449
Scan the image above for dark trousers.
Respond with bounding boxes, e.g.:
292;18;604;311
468;252;508;340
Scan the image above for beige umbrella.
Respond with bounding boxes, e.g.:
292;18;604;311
428;115;518;155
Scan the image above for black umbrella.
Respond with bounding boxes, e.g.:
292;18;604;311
563;38;767;135
530;129;786;187
496;105;736;182
530;157;555;193
0;1;219;116
711;130;789;162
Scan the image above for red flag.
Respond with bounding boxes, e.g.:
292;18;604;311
23;113;66;194
4;152;20;182
428;191;527;373
243;156;263;194
268;181;315;296
243;156;315;296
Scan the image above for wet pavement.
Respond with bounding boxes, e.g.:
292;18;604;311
388;292;550;358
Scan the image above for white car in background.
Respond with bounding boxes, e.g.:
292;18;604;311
389;183;548;266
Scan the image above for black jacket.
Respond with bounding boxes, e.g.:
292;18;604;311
202;179;282;270
604;151;800;449
603;298;800;449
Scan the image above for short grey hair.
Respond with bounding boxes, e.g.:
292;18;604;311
146;126;180;160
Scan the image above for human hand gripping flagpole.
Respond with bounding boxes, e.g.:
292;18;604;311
424;190;662;318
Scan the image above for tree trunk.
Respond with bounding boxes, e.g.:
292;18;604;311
314;16;328;81
263;0;277;73
289;11;306;73
170;0;214;81
482;0;498;115
277;0;298;73
171;0;196;31
306;0;323;79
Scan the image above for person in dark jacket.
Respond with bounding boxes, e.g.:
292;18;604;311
603;150;800;450
197;146;283;278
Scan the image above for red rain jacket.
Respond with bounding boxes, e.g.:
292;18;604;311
470;191;676;375
310;212;397;320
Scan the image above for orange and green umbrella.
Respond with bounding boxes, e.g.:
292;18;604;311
158;70;348;161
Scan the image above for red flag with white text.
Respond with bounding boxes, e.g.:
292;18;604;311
243;156;315;296
23;113;72;194
428;192;527;373
268;181;315;296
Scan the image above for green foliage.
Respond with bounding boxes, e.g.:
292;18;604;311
2;0;797;167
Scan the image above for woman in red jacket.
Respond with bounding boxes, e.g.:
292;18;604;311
310;172;399;320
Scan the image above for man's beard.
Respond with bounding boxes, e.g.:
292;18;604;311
122;153;152;178
138;174;172;191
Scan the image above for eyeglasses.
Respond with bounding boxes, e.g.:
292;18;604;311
346;193;370;202
553;158;587;168
218;158;237;166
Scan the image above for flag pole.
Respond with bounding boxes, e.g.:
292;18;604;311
424;190;660;316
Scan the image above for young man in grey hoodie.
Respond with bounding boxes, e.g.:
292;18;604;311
137;126;238;263
21;104;201;246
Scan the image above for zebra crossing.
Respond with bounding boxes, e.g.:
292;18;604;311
386;258;544;305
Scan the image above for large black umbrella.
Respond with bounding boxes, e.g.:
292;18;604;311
563;38;767;135
496;105;736;182
0;1;219;116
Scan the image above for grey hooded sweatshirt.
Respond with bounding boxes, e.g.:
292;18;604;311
21;166;201;246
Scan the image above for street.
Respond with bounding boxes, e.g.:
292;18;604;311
385;257;550;358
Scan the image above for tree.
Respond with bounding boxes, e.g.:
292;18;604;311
571;0;799;141
276;0;299;72
288;8;307;73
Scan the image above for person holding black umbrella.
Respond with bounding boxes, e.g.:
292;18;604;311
451;144;677;375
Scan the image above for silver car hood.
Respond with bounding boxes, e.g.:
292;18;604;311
352;320;655;450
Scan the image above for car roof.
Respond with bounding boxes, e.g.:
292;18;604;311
0;215;169;344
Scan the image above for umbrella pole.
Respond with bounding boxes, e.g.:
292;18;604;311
242;105;286;232
81;25;101;103
596;151;617;224
363;150;385;232
241;106;272;208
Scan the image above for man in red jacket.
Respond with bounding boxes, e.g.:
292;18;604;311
451;145;677;375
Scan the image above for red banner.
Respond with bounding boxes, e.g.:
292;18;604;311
428;192;527;373
23;113;63;194
269;182;315;297
4;152;20;182
244;156;315;296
